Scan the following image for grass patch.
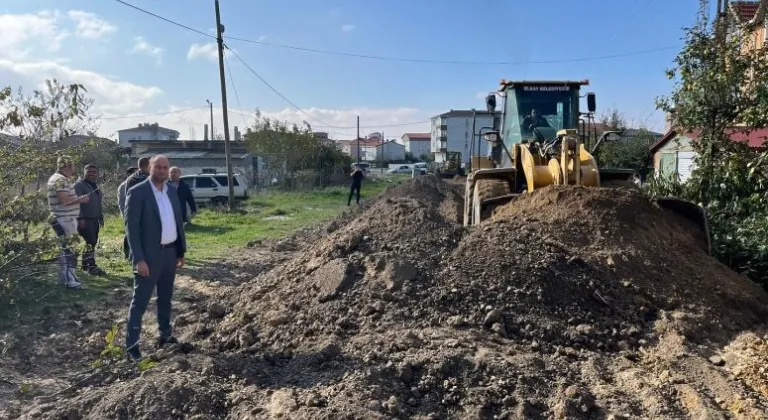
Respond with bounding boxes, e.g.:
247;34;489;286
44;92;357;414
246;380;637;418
0;176;408;327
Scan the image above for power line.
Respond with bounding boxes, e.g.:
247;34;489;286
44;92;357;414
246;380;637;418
225;34;679;65
112;0;214;39
112;0;677;67
224;53;249;130
99;107;208;120
224;44;346;129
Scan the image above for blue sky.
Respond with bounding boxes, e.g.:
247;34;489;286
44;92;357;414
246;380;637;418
0;0;712;140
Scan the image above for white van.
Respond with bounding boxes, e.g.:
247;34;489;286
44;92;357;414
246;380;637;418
181;173;249;205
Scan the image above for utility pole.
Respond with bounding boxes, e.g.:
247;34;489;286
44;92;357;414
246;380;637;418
206;99;214;140
214;0;235;209
356;115;361;164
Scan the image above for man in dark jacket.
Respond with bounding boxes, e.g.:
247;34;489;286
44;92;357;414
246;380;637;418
123;157;150;259
124;154;187;361
169;166;197;225
74;163;105;276
126;157;150;191
348;164;364;206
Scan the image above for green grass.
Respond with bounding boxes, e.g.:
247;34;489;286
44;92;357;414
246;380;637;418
0;176;408;327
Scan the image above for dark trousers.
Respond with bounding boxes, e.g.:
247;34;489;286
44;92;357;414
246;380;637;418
348;183;361;205
77;219;100;270
125;246;178;350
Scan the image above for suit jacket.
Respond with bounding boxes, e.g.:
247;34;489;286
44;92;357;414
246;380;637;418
174;179;197;222
125;179;187;267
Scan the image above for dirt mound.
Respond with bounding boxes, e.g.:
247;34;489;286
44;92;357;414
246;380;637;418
7;178;768;419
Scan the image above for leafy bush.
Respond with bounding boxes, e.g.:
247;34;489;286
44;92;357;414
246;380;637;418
649;1;768;286
0;80;96;304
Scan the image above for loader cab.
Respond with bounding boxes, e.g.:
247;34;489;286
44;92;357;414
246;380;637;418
489;80;593;168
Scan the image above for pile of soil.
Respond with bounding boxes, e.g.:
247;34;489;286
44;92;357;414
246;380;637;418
6;177;768;419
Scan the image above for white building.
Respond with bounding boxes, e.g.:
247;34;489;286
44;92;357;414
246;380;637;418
348;138;381;162
117;123;180;147
430;110;501;164
375;140;405;162
401;133;431;159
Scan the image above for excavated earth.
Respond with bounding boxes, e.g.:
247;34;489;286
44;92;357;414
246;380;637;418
4;175;768;419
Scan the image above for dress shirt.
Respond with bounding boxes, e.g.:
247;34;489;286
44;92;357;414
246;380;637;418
150;181;178;245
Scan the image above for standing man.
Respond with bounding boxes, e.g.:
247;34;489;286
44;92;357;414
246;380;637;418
47;156;89;289
118;167;138;260
74;164;105;276
124;155;187;361
168;166;197;226
118;167;138;217
123;157;149;260
347;163;364;206
126;157;150;192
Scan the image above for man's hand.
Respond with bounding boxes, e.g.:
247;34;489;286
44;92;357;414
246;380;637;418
177;257;185;268
77;194;90;204
135;260;150;277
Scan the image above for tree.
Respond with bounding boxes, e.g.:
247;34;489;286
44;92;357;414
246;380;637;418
594;107;654;175
0;79;96;304
651;0;768;286
244;110;350;189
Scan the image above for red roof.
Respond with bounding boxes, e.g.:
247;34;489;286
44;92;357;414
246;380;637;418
650;127;768;152
403;133;430;140
731;1;760;22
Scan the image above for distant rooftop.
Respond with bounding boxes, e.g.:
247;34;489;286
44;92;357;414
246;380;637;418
118;122;180;134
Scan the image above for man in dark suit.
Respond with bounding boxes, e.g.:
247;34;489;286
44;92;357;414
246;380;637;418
124;154;187;361
169;166;197;225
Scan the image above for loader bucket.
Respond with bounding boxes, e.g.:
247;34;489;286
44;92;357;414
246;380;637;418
653;197;711;255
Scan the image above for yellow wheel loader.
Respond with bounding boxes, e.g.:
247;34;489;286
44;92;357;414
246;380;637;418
464;79;711;254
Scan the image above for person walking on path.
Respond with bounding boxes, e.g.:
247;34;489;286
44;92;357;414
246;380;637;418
169;166;197;226
124;155;187;361
47;156;90;289
74;164;105;276
347;164;364;206
118;167;138;260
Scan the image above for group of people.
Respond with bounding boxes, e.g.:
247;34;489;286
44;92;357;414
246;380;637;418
46;154;196;361
46;156;106;289
45;157;367;362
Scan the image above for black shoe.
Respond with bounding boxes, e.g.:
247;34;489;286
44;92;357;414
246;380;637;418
158;335;179;349
88;267;106;276
127;346;142;361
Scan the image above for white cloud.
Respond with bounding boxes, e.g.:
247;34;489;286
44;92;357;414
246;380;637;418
187;43;218;62
0;11;69;59
130;36;163;64
67;10;116;40
0;59;163;115
341;24;356;32
187;42;235;62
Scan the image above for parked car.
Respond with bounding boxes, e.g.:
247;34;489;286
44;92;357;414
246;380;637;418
181;173;249;205
388;165;412;174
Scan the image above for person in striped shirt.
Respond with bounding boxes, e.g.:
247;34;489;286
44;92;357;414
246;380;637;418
47;156;90;289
